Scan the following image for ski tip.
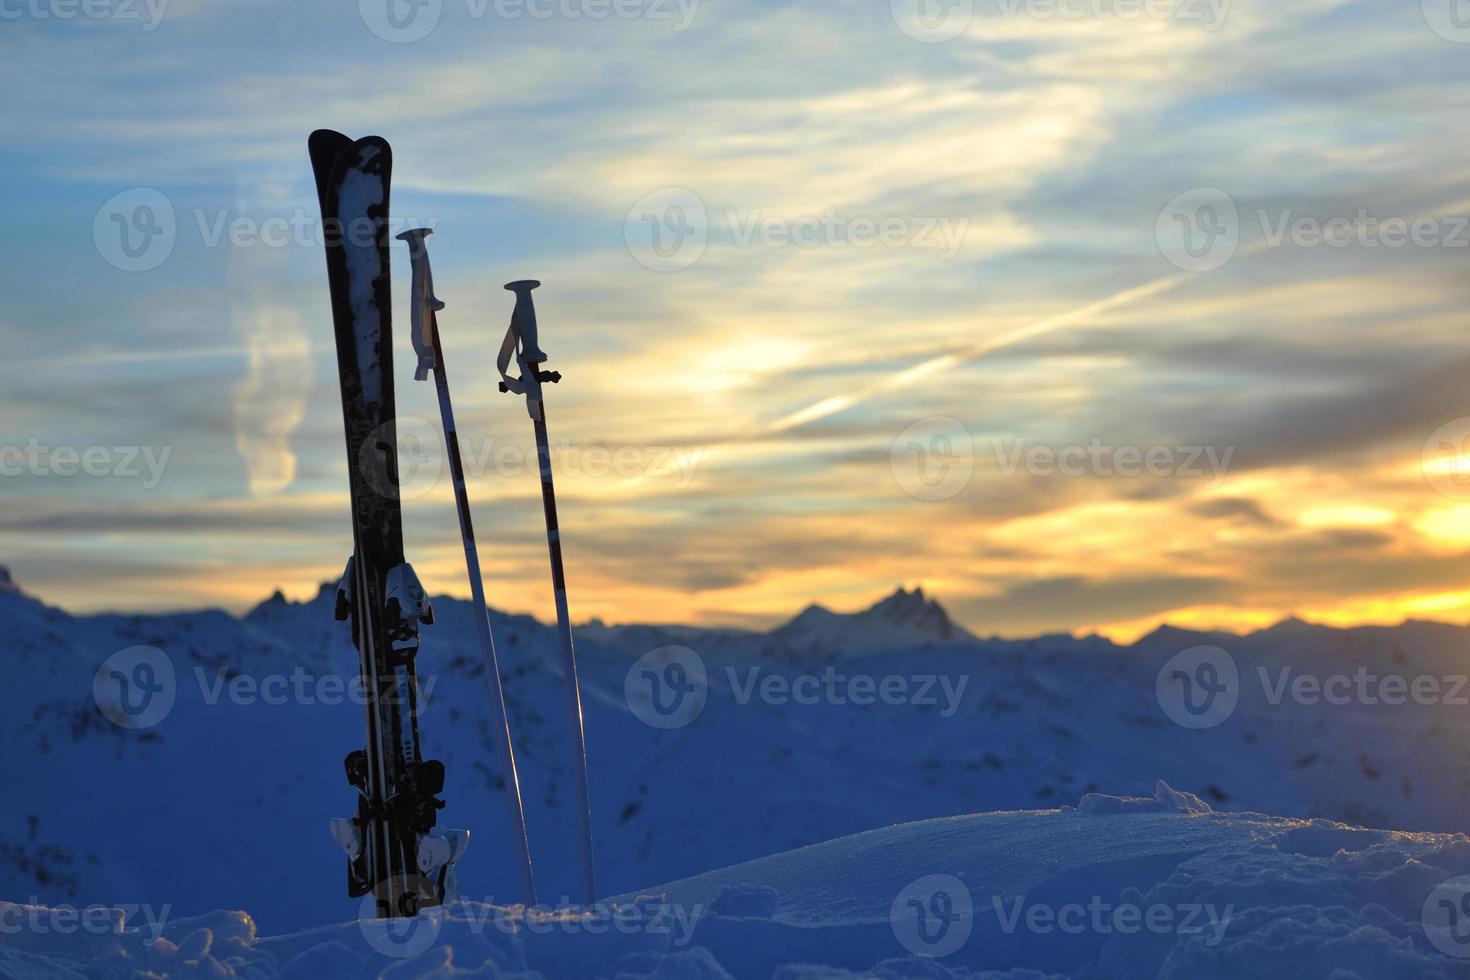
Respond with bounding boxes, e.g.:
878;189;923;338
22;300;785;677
504;280;541;292
309;128;351;146
308;130;355;167
308;130;356;210
322;135;394;201
352;135;394;173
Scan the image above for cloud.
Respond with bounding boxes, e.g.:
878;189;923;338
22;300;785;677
1189;497;1281;528
231;305;312;496
5;0;1470;639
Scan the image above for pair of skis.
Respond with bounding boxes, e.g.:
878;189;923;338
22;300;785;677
310;129;595;917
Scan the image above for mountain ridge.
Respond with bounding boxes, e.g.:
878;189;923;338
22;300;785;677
4;562;1469;648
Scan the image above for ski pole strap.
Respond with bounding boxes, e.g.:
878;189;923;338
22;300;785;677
496;320;525;396
396;228;445;382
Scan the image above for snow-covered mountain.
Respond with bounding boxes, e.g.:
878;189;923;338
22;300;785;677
762;586;976;658
6;564;1470;943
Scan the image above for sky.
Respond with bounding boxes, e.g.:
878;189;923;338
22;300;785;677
4;0;1470;640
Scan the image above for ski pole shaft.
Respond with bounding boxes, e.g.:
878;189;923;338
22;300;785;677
501;280;597;905
430;329;539;908
532;404;597;906
399;228;539;907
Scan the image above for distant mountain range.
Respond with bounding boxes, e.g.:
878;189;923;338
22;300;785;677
5;564;1469;933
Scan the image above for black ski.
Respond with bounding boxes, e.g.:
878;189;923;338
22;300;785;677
310;129;465;918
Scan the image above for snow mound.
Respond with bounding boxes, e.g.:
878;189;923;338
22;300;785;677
9;805;1453;978
1076;780;1214;816
709;883;780;919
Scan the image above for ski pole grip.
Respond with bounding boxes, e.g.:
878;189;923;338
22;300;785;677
397;226;432;251
398;228;444;381
504;280;546;364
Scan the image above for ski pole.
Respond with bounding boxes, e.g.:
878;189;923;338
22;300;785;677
497;280;597;906
398;228;538;907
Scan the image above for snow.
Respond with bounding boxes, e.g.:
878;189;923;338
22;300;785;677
4;799;1469;977
9;570;1470;975
335;144;388;407
1077;781;1214;816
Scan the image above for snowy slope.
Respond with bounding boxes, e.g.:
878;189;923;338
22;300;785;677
6;565;1470;939
4;785;1469;978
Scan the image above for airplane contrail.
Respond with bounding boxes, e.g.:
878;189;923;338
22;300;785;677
610;271;1193;492
615;187;1457;493
767;273;1188;434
